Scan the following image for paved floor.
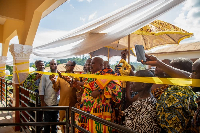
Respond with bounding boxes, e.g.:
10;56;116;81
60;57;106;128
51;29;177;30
0;103;62;133
0;103;22;133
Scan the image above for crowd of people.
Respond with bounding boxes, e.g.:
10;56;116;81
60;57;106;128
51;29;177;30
23;50;200;133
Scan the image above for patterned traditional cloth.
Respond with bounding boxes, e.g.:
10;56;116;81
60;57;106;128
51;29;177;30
156;85;198;133
74;102;85;133
124;96;161;133
151;85;168;99
79;68;122;133
76;72;96;133
23;73;40;102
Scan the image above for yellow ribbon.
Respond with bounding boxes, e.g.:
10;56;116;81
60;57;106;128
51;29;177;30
12;61;29;84
13;61;29;83
5;75;13;77
13;69;29;84
14;61;29;66
1;69;200;87
15;65;20;83
0;72;6;76
14;69;29;73
33;71;200;87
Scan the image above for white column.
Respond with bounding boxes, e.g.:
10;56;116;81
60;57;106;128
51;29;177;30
9;44;32;84
0;56;7;77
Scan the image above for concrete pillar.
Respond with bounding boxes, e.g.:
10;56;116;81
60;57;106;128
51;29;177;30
0;56;7;105
0;56;7;76
9;44;32;131
9;44;32;84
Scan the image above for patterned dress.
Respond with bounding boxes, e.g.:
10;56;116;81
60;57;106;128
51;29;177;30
151;85;169;99
124;96;161;133
156;85;197;133
23;73;40;102
78;68;122;133
76;77;95;132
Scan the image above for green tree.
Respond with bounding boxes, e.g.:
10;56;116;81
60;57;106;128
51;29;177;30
57;60;61;64
6;65;13;75
5;65;13;80
46;64;50;67
56;56;90;66
134;63;146;71
31;64;36;69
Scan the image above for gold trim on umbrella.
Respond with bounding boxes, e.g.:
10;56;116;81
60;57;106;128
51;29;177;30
133;20;193;44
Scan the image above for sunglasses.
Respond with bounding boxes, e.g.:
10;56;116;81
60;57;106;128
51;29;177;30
66;64;74;66
50;63;57;65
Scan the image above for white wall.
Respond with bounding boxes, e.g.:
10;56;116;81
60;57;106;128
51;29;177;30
151;51;200;60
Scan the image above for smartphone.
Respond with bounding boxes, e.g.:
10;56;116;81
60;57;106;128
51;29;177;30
135;45;146;62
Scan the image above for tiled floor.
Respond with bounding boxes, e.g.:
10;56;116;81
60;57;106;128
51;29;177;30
0;103;22;133
0;103;62;133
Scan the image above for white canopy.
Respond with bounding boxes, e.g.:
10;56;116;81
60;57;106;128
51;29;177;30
33;0;186;58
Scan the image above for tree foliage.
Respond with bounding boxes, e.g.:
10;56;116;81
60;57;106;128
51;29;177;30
6;65;13;74
31;64;36;69
45;56;90;67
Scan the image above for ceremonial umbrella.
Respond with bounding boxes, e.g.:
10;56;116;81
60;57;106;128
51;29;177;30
118;20;192;49
89;20;193;63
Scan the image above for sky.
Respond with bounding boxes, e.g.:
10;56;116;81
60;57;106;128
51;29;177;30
6;0;200;64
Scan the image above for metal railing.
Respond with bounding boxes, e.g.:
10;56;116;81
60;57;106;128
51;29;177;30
19;85;40;132
0;106;70;133
1;77;6;106
0;77;40;132
0;78;13;108
0;78;137;133
0;106;137;133
6;80;13;108
71;107;137;133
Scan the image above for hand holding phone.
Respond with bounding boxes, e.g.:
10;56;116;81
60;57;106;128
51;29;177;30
135;45;146;62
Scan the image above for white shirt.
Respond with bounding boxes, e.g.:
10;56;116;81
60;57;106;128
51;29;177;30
38;74;59;106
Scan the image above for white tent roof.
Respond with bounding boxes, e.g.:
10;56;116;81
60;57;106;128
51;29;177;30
33;0;186;59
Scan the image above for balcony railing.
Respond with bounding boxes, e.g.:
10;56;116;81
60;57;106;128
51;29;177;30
0;77;137;133
0;77;13;108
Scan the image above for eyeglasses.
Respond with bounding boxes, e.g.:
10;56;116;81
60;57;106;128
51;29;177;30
66;64;74;66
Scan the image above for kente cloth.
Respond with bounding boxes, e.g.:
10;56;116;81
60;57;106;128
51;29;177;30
124;96;161;133
23;73;40;102
74;102;87;133
76;72;95;133
81;68;122;133
80;72;95;113
156;85;198;133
